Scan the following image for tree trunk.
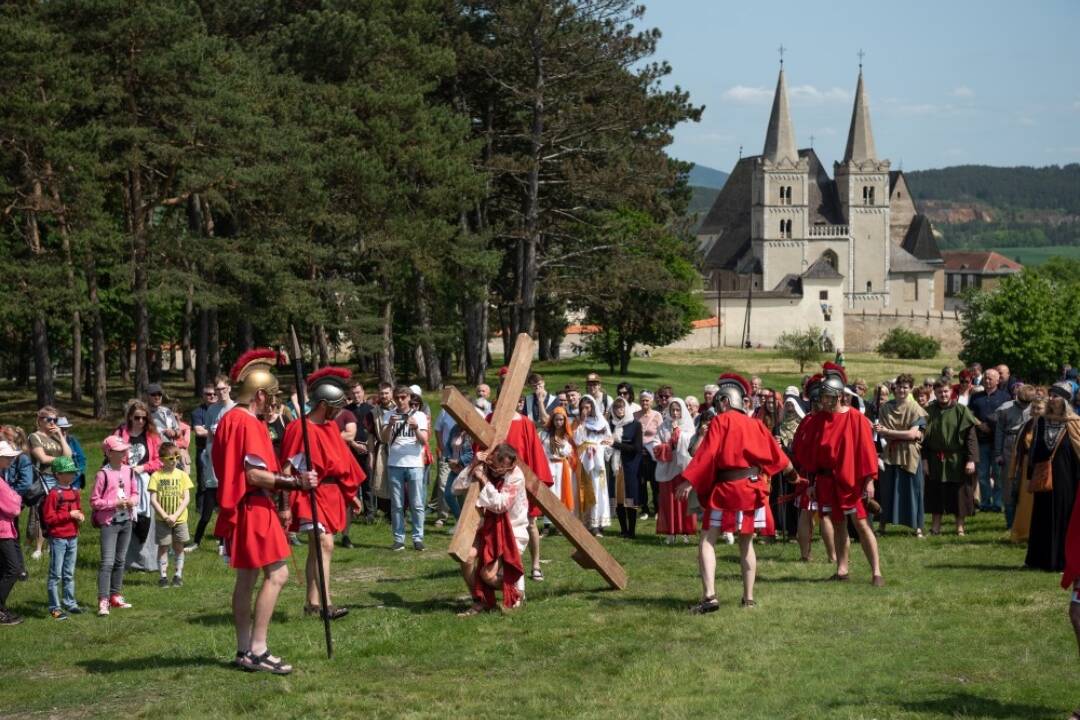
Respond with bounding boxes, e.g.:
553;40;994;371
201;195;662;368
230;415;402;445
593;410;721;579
415;274;441;390
119;343;130;385
182;286;194;385
16;337;30;388
315;324;330;368
238;317;254;355
439;351;452;382
516;23;545;339
195;308;209;392
127;167;150;397
208;309;220;380
32;313;55;408
87;259;108;419
377;299;395;386
44;167;84;403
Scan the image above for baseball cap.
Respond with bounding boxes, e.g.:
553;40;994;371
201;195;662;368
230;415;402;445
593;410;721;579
586;372;601;383
52;456;78;475
146;382;164;396
102;436;131;453
408;384;423;397
0;441;20;458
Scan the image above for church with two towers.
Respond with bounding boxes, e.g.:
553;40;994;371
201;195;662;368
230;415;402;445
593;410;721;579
697;63;944;349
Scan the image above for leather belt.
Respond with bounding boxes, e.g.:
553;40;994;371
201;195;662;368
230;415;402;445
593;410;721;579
716;466;761;482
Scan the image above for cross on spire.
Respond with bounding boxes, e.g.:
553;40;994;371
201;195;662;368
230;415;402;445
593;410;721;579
857;48;865;70
810;134;815;148
778;44;787;67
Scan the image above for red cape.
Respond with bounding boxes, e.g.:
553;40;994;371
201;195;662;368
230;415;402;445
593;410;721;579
680;411;789;505
790;411;825;476
212;408;288;569
803;409;878;489
486;413;553;486
473;476;524;609
280;418;366;534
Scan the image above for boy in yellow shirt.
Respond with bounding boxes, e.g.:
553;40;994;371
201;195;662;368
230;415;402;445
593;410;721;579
148;442;194;588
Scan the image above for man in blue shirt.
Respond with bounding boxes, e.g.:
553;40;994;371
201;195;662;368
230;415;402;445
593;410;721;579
969;368;1010;513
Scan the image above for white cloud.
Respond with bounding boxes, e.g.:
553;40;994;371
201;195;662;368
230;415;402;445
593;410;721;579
721;85;774;104
897;103;938;116
951;86;975;98
720;84;849;106
789;85;850;104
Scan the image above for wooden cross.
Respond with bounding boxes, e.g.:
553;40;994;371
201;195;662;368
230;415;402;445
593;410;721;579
442;333;628;590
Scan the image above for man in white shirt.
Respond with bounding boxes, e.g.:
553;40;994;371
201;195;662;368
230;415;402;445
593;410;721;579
380;385;430;551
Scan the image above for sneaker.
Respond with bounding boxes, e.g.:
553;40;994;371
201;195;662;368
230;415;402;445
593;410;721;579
434;519;444;528
109;594;132;609
183;544;198;553
391;542;406;552
158;576;170;588
97;599;110;616
288;534;303;546
340;536;355;549
722;532;735;545
172;575;183;588
639;513;649;521
31;549;42;560
413;541;426;552
0;609;24;626
50;609;69;621
64;605;84;615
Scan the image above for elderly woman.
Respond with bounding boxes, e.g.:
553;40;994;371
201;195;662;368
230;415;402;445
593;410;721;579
574;396;613;536
874;374;927;537
115;400;163;571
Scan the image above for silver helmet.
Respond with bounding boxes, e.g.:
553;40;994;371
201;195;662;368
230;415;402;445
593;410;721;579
714;373;751;414
306;367;351;409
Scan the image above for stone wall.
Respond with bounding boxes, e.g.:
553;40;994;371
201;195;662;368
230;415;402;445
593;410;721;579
843;308;963;354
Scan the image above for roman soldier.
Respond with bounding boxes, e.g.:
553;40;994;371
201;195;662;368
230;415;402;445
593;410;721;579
279;367;366;620
803;362;884;586
213;349;317;675
675;373;797;611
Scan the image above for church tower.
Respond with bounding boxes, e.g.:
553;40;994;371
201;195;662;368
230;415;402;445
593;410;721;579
751;64;809;290
835;66;891;307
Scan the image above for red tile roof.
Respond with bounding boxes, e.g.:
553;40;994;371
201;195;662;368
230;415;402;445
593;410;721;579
940;251;1023;273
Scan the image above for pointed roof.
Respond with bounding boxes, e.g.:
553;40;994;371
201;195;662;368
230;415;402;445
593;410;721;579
901;214;942;263
763;68;798;164
842;70;877;163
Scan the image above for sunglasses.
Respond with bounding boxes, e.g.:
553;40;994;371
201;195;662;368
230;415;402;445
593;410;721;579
132;415;148;421
41;417;58;424
149;392;162;397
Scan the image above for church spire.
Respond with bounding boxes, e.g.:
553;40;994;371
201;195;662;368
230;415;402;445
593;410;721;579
842;67;877;163
762;66;798;164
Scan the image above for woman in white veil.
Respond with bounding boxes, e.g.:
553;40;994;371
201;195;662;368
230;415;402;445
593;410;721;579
653;398;698;544
574;396;613;536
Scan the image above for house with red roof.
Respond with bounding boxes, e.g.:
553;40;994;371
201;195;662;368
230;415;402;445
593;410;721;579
940;251;1022;303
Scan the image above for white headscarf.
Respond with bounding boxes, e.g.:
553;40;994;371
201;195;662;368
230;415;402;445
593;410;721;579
578;396;607;433
654;398;695;482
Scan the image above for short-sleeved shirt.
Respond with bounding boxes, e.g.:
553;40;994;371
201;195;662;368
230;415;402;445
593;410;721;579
347;402;373;443
434;411;458;455
190;403;211;450
335;409;358;434
29;432;63;474
384;409;429;468
147;468;195;523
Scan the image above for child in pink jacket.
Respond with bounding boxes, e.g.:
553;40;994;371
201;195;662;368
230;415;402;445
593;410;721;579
92;436;139;616
0;441;25;625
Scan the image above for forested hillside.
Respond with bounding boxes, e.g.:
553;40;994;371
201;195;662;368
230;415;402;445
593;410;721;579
907;164;1080;249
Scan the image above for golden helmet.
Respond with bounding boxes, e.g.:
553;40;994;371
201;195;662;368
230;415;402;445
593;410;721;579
230;348;281;404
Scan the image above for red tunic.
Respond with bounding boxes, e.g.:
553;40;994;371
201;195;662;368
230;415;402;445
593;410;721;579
680;411;789;532
280;419;366;534
802;409;878;521
488;414;553;518
213;408;289;570
472;476;524;609
790;412;825;511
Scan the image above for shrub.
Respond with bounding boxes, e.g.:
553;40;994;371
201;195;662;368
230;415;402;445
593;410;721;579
776;327;824;372
877;327;941;359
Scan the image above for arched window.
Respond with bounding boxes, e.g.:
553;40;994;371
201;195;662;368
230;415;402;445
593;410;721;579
866;280;873;293
785;219;793;237
779;219;785;237
820;250;838;270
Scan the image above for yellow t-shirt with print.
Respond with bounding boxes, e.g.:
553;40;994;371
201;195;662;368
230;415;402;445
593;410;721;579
147;468;194;524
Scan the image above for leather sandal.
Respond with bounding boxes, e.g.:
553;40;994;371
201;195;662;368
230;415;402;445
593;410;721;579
690;596;720;614
456;603;489;618
871;575;885;587
240;650;293;675
531;568;544;582
740;598;757;608
827;573;850;582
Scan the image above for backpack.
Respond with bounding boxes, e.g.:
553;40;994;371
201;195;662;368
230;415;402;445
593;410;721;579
21;465;48;508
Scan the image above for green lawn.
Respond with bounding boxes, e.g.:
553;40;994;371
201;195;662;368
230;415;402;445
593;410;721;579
4;351;1075;720
0;505;1074;719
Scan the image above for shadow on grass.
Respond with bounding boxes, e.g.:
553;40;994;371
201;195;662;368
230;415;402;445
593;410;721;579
188;610;288;626
76;655;228;674
370;591;461;614
585;594;691;611
890;692;1062;720
926;562;1030;572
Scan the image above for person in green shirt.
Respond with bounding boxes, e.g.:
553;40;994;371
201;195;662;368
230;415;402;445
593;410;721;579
923;380;979;536
148;442;193;588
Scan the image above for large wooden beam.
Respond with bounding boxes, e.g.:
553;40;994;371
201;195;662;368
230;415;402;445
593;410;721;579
440;334;627;590
446;334;534;562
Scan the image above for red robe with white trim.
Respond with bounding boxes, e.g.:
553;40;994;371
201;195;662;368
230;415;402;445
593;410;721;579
679;411;789;528
280;419;366;534
213;408;289;569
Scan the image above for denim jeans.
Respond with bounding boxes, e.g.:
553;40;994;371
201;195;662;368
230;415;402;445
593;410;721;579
444;472;462;520
977;442;1002;510
47;536;78;611
389;466;426;544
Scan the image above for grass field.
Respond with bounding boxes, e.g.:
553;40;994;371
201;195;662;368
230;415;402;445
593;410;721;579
990;245;1080;266
4;349;1078;720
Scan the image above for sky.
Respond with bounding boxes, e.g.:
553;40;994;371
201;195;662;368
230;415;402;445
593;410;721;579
642;0;1080;173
